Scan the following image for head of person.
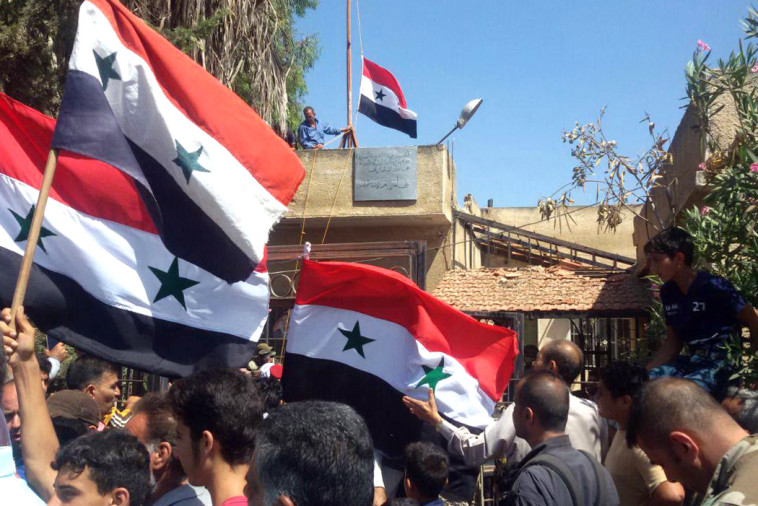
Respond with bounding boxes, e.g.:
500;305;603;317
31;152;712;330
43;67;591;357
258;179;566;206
48;430;151;506
256;377;283;413
36;352;53;392
626;377;748;493
247;401;374;506
167;369;262;487
595;361;648;425
512;370;569;445
644;227;694;282
2;379;20;444
126;392;183;484
722;386;758;434
403;441;449;503
533;340;584;386
66;356;121;417
47;389;101;446
302;106;316;124
256;344;276;366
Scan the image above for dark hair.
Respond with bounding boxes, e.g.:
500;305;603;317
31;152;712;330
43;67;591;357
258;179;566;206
404;442;449;500
255;401;374;506
599;361;648;399
303;106;314;115
626;377;729;448
36;353;52;376
518;370;569;432
52;430;151;505
132;392;177;447
644;227;694;266
51;417;91;447
540;341;584;385
256;377;283;412
167;369;262;465
66;356;119;391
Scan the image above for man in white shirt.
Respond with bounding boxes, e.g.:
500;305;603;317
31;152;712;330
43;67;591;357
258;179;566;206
403;340;608;466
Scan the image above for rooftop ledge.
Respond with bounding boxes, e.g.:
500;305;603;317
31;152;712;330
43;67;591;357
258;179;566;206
283;145;454;226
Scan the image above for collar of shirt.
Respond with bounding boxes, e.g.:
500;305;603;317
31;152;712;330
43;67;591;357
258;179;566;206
152;484;209;506
518;434;572;465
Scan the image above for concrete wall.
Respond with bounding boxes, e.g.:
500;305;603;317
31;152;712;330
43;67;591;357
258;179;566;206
537;319;572;346
481;204;641;259
287;145;453;224
633;94;741;262
270;145;456;291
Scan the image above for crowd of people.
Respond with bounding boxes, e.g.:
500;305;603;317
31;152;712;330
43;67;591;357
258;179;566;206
1;227;757;506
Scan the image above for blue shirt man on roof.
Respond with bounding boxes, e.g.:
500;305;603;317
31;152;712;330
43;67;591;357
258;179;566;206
297;106;349;149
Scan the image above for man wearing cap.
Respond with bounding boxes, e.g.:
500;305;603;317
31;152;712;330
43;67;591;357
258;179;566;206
256;343;277;378
47;390;100;446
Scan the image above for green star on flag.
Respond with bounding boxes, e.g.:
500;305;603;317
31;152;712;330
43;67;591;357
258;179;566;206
93;50;121;91
149;257;200;310
9;205;56;253
415;358;452;392
338;321;375;358
374;88;386;101
173;140;210;183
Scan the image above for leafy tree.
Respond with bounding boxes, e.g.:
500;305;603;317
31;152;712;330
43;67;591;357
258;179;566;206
0;0;319;128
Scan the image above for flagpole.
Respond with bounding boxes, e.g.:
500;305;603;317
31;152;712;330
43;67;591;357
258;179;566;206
9;149;58;330
340;0;358;148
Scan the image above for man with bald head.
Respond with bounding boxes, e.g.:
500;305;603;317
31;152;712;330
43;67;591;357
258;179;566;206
403;339;608;466
501;371;618;505
627;377;758;505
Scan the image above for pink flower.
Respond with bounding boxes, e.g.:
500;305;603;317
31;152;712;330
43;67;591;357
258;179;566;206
698;163;706;171
697;39;711;52
751;163;758;173
752;63;758;73
701;206;710;215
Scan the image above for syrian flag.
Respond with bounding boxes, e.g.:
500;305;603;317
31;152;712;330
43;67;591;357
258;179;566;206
282;260;518;459
50;0;304;284
358;58;418;139
0;92;268;377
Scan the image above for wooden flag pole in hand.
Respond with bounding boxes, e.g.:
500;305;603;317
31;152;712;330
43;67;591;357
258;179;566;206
9;149;59;331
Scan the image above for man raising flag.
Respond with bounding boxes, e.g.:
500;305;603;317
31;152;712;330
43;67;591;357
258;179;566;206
358;58;418;138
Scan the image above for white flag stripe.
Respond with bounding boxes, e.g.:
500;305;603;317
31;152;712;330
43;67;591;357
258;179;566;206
287;304;496;429
360;77;418;120
70;1;288;264
0;172;268;340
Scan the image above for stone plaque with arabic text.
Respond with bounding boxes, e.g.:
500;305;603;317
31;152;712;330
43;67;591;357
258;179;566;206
354;147;417;201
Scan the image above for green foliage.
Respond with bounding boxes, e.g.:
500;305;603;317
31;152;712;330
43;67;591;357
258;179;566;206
682;7;758;385
0;0;77;115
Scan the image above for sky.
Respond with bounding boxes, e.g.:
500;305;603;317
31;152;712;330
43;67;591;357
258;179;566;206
295;1;752;208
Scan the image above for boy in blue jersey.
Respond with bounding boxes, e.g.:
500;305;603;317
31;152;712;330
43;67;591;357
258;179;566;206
644;227;758;397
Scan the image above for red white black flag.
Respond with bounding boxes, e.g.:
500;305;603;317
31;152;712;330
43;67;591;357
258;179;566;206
358;58;417;138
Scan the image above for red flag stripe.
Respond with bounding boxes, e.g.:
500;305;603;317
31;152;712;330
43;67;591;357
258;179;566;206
0;93;157;234
295;260;518;401
86;0;304;206
362;58;408;109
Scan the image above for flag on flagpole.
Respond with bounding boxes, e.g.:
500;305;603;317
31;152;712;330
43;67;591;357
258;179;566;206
50;0;304;284
282;260;519;458
0;92;269;377
358;58;418;138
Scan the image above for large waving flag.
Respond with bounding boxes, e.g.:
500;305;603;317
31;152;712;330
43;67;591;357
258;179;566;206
282;260;519;459
50;0;304;284
358;58;418;138
0;93;268;377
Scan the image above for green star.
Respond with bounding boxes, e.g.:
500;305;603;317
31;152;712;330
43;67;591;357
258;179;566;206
148;257;200;310
9;205;56;253
173;141;210;183
375;88;386;101
93;50;121;91
415;358;452;392
338;321;375;358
